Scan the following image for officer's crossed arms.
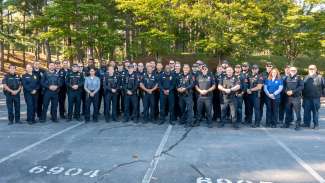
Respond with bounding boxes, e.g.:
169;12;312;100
195;65;216;95
3;65;22;96
218;67;240;94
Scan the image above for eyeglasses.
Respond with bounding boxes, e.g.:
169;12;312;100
290;70;297;72
169;62;175;65
308;68;315;70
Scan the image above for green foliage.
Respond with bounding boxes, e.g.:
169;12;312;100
0;0;323;63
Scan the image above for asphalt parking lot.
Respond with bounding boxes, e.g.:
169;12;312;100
1;94;325;183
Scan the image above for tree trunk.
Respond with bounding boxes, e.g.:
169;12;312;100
22;12;26;67
125;14;131;60
44;39;51;66
0;0;4;71
6;10;9;63
44;20;51;65
89;46;94;59
35;40;40;62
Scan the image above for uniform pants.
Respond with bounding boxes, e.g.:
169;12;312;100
67;90;81;119
6;94;20;122
159;93;175;121
24;92;38;122
124;94;138;121
42;91;59;121
104;92;118;121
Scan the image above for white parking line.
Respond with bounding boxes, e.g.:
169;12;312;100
263;128;325;183
0;122;84;164
142;125;173;183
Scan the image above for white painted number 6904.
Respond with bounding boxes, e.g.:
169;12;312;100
29;166;47;174
64;168;82;176
46;167;65;174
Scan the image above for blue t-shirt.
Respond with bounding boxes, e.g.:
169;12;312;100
265;79;283;99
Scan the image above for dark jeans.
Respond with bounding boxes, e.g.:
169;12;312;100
285;97;301;126
179;95;194;125
197;97;213;124
243;93;250;123
303;98;320;127
266;97;280;126
235;96;243;123
212;91;221;120
247;94;261;125
85;93;99;121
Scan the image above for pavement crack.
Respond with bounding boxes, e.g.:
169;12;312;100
190;164;206;177
159;151;206;178
94;159;149;183
160;127;193;156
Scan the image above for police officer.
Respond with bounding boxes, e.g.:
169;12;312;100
247;64;264;128
177;64;195;127
123;64;139;122
218;66;241;129
22;64;40;124
66;64;84;121
136;62;145;120
140;63;158;122
78;63;87;116
212;65;224;121
260;62;273;121
103;65;120;122
302;65;324;129
282;66;303;130
169;60;176;71
173;62;182;120
241;62;250;124
192;63;199;120
98;62;107;115
33;61;45;120
154;62;164;120
234;64;247;125
3;65;22;125
279;65;292;124
56;61;69;119
159;65;176;125
195;64;216;128
83;58;97;76
116;63;126;117
40;62;63;122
